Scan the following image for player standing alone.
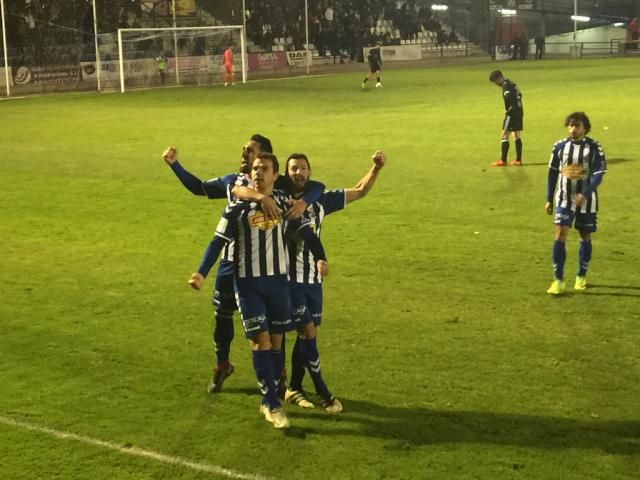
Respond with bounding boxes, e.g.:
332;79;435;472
489;70;524;166
223;45;235;86
545;112;606;295
362;41;383;89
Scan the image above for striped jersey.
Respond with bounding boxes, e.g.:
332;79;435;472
547;136;606;213
214;190;311;279
288;190;346;284
203;172;250;264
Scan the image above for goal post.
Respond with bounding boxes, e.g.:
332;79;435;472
114;25;246;93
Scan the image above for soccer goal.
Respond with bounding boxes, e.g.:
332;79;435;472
112;25;246;93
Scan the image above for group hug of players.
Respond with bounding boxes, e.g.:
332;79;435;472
162;68;607;429
488;69;607;295
163;138;386;429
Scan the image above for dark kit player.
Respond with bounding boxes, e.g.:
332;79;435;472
362;41;383;89
489;70;524;166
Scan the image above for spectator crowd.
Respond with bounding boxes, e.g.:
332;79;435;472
243;0;458;60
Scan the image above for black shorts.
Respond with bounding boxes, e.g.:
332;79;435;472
503;113;523;132
369;62;381;73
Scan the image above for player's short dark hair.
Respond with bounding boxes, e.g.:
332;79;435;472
286;153;311;172
255;152;279;173
565;112;591;134
251;134;273;153
489;70;503;82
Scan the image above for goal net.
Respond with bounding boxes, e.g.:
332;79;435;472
104;25;245;92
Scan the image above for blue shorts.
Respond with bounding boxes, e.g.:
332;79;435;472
234;275;293;338
290;282;323;328
554;207;598;233
212;260;237;316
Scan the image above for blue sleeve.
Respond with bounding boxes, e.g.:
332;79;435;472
169;161;207;196
197;236;227;278
202;173;239;200
196;203;238;276
301;180;325;204
583;142;606;197
298;225;327;262
319;190;347;216
169;161;236;199
547;170;559;203
546;142;562;203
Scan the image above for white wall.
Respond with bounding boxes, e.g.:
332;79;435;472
542;25;627;55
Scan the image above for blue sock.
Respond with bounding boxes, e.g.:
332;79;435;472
578;240;592;277
290;336;306;392
213;314;234;366
252;350;280;409
300;337;332;401
271;347;285;389
553;240;566;280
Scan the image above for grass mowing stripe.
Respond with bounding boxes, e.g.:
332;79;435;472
0;415;275;480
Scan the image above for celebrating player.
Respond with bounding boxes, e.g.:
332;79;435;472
489;70;524;166
545;112;607;295
202;152;329;428
163;135;276;393
283;150;387;414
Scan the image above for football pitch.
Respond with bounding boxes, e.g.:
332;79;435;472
1;57;639;479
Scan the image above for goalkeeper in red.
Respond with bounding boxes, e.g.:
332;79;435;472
223;45;235;86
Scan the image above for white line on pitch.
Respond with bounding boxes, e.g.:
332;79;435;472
0;415;275;480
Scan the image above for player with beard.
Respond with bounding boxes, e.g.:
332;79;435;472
191;153;329;428
283;150;387;412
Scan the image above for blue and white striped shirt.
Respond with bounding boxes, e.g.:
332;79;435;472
288;190;346;284
215;191;313;279
547;137;606;213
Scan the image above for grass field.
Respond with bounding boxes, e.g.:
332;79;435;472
1;57;639;480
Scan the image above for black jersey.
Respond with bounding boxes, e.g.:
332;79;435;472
501;79;523;115
368;47;382;66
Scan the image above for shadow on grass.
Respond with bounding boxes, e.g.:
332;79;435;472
607;158;635;165
581;283;640;298
223;387;261;396
588;284;640;291
544;284;640;298
290;400;640;455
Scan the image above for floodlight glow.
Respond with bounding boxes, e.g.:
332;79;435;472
499;9;517;16
613;22;624;27
570;15;590;22
431;4;449;11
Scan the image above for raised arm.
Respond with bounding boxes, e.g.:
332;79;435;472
163;147;228;199
344;150;387;204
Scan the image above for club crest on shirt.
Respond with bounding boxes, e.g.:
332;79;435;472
249;211;282;230
562;163;587;180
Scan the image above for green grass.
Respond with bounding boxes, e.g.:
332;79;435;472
1;57;639;479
